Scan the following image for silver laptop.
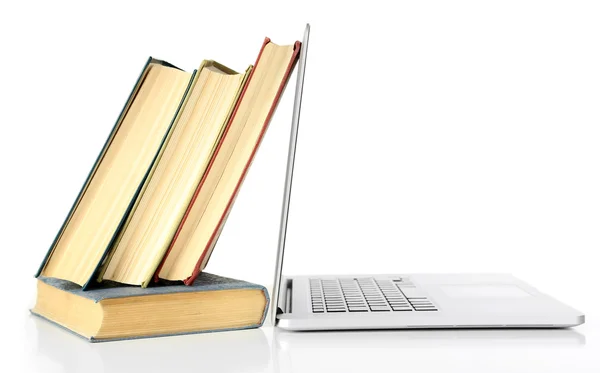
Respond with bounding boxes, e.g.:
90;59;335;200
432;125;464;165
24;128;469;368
273;24;584;330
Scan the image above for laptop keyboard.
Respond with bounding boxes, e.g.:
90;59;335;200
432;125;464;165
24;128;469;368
310;278;438;313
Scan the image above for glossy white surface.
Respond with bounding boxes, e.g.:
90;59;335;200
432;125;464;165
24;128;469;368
22;312;598;373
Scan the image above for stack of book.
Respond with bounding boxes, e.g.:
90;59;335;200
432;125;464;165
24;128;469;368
32;36;301;341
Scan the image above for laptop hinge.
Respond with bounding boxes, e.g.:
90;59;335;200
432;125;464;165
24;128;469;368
277;278;293;314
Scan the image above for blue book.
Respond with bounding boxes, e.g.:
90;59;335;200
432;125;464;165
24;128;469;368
31;273;269;342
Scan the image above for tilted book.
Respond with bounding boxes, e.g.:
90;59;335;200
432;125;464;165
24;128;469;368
31;272;269;342
155;38;302;285
96;61;252;287
36;58;195;289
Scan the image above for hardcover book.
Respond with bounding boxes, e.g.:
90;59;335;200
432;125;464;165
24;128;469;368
97;61;252;287
36;58;195;288
155;38;301;285
32;33;300;342
31;273;269;342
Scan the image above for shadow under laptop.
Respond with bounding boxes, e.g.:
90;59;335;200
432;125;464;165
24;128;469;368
31;315;270;373
272;328;587;373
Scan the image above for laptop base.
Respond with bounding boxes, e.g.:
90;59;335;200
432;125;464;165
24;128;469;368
276;273;584;331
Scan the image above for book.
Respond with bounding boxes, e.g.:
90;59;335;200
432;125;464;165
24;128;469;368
155;38;301;285
97;61;251;287
31;272;269;342
36;59;194;288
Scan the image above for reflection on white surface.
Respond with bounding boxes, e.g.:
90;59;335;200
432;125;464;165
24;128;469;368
272;328;592;373
28;314;598;373
273;327;586;348
31;316;269;373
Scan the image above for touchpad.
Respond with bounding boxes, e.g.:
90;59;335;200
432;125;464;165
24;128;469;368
441;284;531;298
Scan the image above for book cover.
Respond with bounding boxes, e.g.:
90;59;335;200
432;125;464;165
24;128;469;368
31;272;269;342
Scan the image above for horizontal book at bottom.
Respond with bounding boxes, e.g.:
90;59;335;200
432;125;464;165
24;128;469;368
31;273;268;342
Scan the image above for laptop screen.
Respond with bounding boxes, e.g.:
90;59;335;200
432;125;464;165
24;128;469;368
271;24;311;326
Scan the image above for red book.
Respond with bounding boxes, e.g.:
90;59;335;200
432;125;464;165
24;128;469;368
155;38;301;285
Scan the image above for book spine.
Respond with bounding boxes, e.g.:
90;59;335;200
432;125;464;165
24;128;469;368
35;57;153;278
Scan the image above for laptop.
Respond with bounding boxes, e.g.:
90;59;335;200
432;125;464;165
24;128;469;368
272;24;584;330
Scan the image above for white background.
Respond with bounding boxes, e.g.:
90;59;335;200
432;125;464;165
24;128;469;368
1;1;599;372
